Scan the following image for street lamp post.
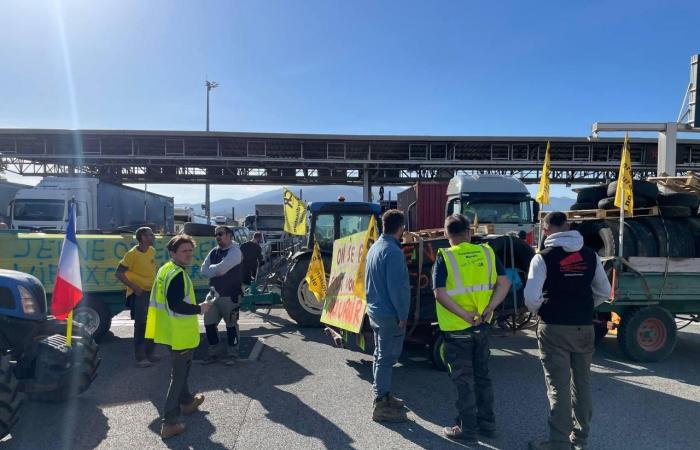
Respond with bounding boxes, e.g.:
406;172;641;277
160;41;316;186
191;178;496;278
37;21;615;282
204;80;219;224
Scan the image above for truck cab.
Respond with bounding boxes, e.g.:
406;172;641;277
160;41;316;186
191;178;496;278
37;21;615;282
11;178;97;231
446;174;539;243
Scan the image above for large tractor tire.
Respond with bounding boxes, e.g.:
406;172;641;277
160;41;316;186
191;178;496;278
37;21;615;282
0;353;22;442
606;180;659;200
599;221;638;257
28;322;100;403
664;219;696;257
617;306;677;363
637;217;669;257
576;185;608;205
657;192;700;210
281;254;324;327
73;296;112;341
626;220;658;257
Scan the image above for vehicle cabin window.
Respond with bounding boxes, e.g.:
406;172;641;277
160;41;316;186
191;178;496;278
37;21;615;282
339;214;371;238
461;202;527;224
314;214;335;249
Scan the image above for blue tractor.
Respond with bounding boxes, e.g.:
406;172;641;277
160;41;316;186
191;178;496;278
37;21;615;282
281;201;382;326
0;269;100;441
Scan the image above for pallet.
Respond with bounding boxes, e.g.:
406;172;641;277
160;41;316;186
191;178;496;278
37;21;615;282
647;171;700;195
402;224;494;242
539;206;659;221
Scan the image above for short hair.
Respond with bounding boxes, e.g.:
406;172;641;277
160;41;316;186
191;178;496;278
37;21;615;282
382;210;405;235
543;211;568;229
167;234;196;253
253;231;263;240
445;214;470;236
215;225;232;236
135;226;154;243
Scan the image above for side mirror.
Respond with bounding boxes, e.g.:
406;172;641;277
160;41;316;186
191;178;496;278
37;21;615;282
532;201;540;221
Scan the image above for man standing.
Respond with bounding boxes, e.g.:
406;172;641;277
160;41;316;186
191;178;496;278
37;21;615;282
116;226;159;367
525;212;611;450
240;231;265;286
146;234;211;439
433;214;511;444
364;209;410;422
200;226;243;365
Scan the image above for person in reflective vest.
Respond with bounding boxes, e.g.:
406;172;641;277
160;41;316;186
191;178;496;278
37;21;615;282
432;214;511;444
145;234;212;439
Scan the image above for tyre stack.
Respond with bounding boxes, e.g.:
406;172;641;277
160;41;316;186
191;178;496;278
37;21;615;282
567;181;700;258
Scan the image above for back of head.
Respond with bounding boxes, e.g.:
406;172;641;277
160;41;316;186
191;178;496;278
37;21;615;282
253;231;262;241
543;211;568;233
444;214;470;238
382;209;405;235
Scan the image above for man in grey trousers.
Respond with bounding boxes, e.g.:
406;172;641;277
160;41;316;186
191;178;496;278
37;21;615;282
525;212;611;450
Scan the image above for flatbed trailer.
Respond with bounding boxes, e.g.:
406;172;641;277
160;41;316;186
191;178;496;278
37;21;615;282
596;256;700;362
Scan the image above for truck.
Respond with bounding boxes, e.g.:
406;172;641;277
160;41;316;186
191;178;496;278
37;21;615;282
445;174;539;244
9;177;174;233
0;180;29;225
398;182;449;231
246;204;288;259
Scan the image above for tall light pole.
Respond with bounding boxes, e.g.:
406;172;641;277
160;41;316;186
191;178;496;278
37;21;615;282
204;80;219;224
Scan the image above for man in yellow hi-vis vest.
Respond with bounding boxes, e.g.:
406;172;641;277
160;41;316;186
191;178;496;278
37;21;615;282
146;234;212;439
433;214;511;444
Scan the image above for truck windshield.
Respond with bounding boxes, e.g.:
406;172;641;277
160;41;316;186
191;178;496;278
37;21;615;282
462;201;531;224
13;199;66;221
256;217;284;230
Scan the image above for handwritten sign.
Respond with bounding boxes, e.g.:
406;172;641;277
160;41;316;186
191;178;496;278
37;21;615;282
0;233;216;294
320;231;367;333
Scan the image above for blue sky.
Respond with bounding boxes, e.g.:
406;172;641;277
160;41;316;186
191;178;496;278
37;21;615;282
1;0;698;203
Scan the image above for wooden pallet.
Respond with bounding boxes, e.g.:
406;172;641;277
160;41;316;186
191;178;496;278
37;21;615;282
647;171;700;195
402;224;495;242
539;206;659;221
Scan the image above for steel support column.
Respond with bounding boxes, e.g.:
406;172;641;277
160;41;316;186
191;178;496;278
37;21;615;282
362;168;372;202
658;123;677;176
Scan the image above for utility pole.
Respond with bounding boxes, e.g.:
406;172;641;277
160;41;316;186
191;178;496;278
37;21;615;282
205;80;219;224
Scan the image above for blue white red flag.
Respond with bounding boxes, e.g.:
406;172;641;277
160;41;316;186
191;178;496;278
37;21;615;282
51;203;83;319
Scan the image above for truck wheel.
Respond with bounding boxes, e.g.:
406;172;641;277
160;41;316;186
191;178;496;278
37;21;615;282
0;353;22;442
28;331;100;403
73;297;112;341
618;306;677;362
431;334;447;372
657;192;700;210
281;254;323;327
594;312;611;344
627;220;658;257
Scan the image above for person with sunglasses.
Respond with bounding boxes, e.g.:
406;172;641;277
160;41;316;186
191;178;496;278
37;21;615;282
200;225;243;365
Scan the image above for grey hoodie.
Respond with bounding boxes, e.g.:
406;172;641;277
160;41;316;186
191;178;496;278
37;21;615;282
524;230;612;313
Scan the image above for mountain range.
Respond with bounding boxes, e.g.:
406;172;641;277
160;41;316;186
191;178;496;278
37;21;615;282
177;185;574;219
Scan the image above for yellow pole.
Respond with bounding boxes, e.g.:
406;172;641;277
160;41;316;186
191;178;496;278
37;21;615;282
66;311;73;347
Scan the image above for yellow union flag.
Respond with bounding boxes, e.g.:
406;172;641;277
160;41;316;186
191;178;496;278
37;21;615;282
535;141;551;205
353;214;379;299
283;188;307;236
304;240;327;302
614;134;634;214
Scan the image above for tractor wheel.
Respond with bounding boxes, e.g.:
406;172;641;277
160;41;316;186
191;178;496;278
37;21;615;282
73;297;112;341
431;334;447;372
576;185;608;204
0;353;22;442
618;306;677;363
28;329;100;403
281;254;324;327
569;202;597;211
606;180;659;200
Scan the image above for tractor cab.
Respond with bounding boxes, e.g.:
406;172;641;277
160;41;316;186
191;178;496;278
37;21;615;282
307;201;382;252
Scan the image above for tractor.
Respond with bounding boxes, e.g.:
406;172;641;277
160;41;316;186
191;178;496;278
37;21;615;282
0;269;100;441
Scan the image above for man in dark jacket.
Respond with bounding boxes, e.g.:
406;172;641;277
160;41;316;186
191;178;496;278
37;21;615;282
240;231;265;285
525;212;611;450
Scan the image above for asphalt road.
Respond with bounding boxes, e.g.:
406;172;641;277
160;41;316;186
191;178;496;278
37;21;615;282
3;310;699;449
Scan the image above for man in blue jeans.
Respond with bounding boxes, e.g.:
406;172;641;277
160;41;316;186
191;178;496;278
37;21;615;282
364;209;411;422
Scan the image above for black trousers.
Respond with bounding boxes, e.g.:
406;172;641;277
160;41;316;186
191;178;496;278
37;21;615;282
163;348;195;424
128;292;155;361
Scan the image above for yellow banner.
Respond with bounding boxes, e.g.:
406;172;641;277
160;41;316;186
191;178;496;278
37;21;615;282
535;141;551;205
614;134;634;213
304;240;327;302
283;189;307;236
321;231;368;333
353;214;378;299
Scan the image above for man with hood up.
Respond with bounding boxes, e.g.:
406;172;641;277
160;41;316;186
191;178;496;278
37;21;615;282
525;212;611;450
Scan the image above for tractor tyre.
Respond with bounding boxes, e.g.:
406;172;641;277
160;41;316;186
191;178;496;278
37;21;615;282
664;219;696;257
73;297;112;341
281;254;324;327
627;220;659;257
576;185;608;204
28;330;100;403
657;192;700;210
569;202;597;211
659;206;692;218
0;353;22;442
637;217;670;257
606;180;659;200
618;306;676;363
600;221;638;257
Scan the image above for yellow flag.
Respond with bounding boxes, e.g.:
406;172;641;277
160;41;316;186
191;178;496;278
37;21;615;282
354;215;379;299
535;141;551;205
304;240;327;302
614;134;634;213
283;188;307;236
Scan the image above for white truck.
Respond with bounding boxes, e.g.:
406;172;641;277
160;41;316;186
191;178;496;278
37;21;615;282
0;180;29;225
10;177;174;233
446;174;539;244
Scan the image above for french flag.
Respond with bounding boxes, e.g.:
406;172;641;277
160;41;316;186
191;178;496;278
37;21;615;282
51;203;83;319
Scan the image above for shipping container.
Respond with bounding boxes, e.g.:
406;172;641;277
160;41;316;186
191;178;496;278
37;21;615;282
397;182;449;231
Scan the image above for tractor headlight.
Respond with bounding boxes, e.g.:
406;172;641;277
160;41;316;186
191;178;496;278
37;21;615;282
18;285;38;314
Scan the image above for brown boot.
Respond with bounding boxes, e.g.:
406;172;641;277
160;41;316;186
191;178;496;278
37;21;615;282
372;397;408;422
386;394;406;409
181;393;205;415
160;422;186;439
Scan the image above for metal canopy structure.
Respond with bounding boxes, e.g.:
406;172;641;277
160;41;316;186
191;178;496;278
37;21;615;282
1;128;700;185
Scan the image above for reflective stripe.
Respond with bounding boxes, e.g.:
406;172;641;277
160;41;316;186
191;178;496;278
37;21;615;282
481;246;493;289
444;250;464;290
447;284;494;296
